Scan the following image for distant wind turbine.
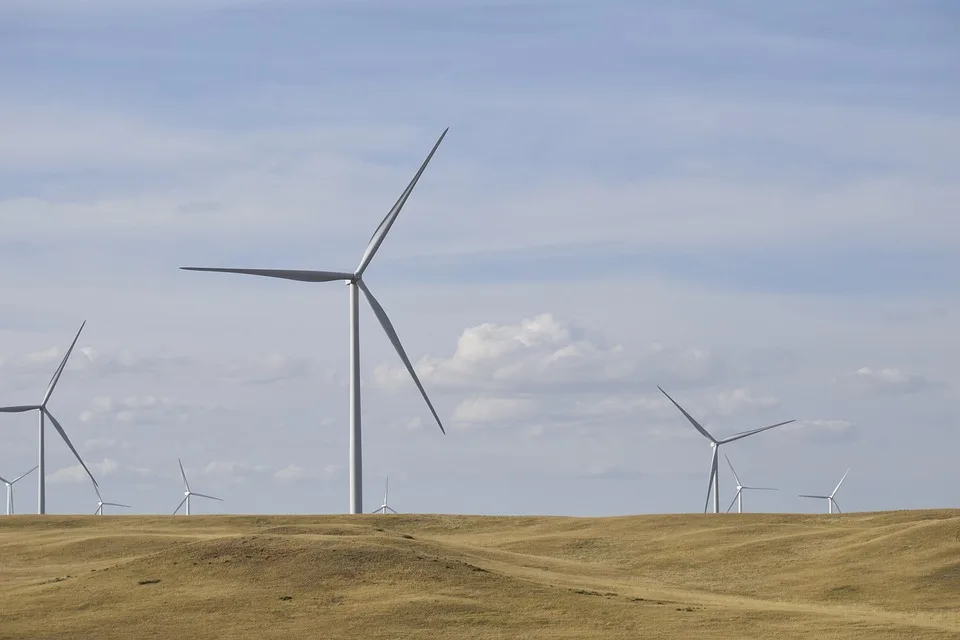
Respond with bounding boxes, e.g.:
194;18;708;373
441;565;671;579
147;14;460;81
799;468;850;514
0;465;37;515
180;128;450;514
724;455;777;513
94;485;131;515
371;476;397;514
173;458;223;515
657;386;795;514
0;322;99;513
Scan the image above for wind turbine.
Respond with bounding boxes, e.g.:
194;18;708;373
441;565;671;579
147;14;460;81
0;465;37;515
371;476;397;514
657;386;795;514
93;485;131;515
724;455;777;513
173;458;223;515
0;321;99;513
180;128;450;514
799;468;850;514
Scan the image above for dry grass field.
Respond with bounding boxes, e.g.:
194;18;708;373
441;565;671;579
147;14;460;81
1;510;958;639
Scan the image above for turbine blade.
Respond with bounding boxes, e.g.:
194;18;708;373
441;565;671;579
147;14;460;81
94;484;103;502
832;499;842;514
44;410;98;487
744;487;778;491
657;386;716;443
358;280;445;434
93;507;100;515
355;128;449;276
0;474;8;484
831;467;851;497
0;405;40;413
180;267;354;283
178;458;190;492
42;321;86;405
703;451;718;513
720;419;795;444
387;506;398;514
798;494;829;499
726;490;740;513
723;454;743;487
105;502;131;508
192;492;223;501
11;466;38;484
173;496;188;515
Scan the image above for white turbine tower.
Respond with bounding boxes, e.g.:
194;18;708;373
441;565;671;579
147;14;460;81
94;485;131;515
0;321;99;513
799;468;850;514
0;466;37;515
180;129;449;515
724;455;777;513
657;386;795;514
371;476;397;514
173;458;223;515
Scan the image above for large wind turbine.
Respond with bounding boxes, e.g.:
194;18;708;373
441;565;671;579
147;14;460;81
173;458;223;515
0;465;37;515
799;468;850;514
657;386;794;514
93;485;131;515
0;322;99;513
724;455;777;513
371;476;397;514
180;128;450;514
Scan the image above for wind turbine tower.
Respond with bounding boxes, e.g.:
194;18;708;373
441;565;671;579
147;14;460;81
181;129;450;514
657;386;794;514
0;322;99;513
0;466;38;515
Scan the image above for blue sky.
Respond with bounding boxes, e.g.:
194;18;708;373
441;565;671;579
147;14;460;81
0;0;957;516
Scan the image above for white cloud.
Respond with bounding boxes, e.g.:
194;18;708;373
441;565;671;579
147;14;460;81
451;396;540;428
49;458;119;485
715;388;780;415
374;313;718;394
202;460;269;483
79;394;224;426
782;419;858;443
83;437;118;452
837;367;933;396
224;352;313;385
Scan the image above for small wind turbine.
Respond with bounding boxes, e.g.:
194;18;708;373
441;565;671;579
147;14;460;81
0;465;38;515
173;458;223;515
181;129;450;514
657;386;795;514
371;476;397;514
724;455;777;513
93;485;130;515
799;468;850;514
0;322;99;513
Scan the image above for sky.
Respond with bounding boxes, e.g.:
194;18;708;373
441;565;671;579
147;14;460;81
0;0;957;517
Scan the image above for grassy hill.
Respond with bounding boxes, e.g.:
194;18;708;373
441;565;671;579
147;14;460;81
1;510;958;639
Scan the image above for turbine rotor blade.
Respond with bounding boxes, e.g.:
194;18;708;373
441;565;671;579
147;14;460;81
355;128;449;276
720;419;795;444
0;405;40;413
191;492;223;501
726;490;740;513
723;454;743;487
358;280;445;434
703;450;718;513
44;410;98;487
0;474;8;484
832;499;842;514
173;496;188;515
42;321;86;405
798;494;829;499
387;506;398;514
11;466;38;484
744;487;778;491
104;502;131;508
179;267;354;283
831;468;851;497
178;458;190;492
657;386;716;443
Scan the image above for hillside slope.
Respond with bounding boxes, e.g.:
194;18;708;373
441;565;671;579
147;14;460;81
1;510;958;639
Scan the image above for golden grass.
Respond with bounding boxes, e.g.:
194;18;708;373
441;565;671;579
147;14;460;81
1;510;958;639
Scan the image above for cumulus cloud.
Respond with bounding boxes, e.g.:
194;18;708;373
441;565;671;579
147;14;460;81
79;394;224;426
374;313;718;394
451;396;540;428
714;388;780;415
49;458;119;485
223;352;313;385
836;367;933;396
